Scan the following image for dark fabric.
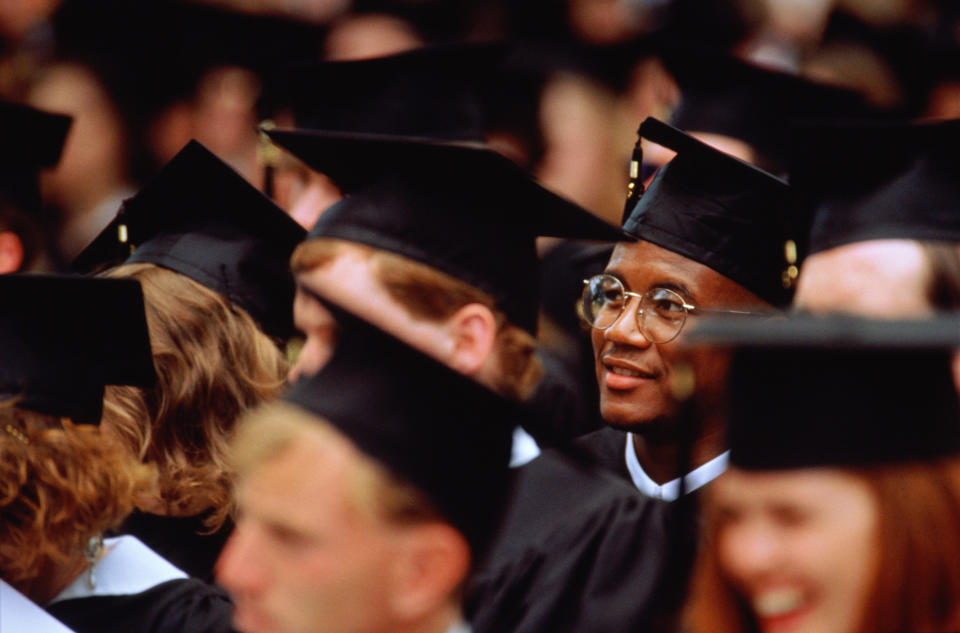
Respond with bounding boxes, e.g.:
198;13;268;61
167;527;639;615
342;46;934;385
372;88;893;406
47;578;236;633
521;350;602;447
0;99;71;211
574;427;633;483
115;513;233;584
72;140;305;341
0;274;155;423
466;447;690;633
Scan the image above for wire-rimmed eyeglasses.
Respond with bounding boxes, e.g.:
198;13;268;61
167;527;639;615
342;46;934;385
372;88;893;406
580;274;761;343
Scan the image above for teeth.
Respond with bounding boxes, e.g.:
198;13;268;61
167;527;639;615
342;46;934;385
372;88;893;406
754;589;804;617
611;366;644;377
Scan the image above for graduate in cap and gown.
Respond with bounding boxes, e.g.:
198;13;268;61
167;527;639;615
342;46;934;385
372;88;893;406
216;299;520;633
792;118;960;317
0;274;235;633
73;140;306;581
683;314;960;633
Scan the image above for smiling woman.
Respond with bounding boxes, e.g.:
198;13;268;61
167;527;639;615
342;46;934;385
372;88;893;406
683;319;960;633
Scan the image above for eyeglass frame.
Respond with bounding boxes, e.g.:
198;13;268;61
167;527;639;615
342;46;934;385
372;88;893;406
580;274;762;343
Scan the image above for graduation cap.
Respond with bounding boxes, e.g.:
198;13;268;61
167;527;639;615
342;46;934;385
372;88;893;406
0;274;155;424
686;313;960;469
623;117;803;307
264;42;503;141
792;118;960;254
265;129;628;333
73;140;306;340
659;44;878;172
0;100;72;210
283;296;518;559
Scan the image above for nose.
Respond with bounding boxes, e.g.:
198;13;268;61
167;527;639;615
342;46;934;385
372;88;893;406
216;523;267;598
601;295;653;348
718;519;782;586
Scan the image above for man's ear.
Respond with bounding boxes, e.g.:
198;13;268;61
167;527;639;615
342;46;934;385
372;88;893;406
445;303;497;376
386;522;471;622
0;231;24;274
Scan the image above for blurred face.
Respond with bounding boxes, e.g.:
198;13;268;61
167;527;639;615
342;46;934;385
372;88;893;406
794;239;933;317
290;244;450;382
591;240;768;432
712;468;879;633
216;431;405;633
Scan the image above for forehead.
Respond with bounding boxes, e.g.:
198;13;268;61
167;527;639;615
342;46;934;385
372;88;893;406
712;467;873;511
605;239;760;305
237;433;366;533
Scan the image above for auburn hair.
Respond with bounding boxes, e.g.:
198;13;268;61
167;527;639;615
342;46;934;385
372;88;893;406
101;263;287;530
0;403;153;591
686;459;960;633
290;238;542;401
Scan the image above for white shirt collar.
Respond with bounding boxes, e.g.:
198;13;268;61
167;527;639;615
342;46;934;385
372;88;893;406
49;535;188;604
624;432;729;501
1;580;77;632
510;426;540;467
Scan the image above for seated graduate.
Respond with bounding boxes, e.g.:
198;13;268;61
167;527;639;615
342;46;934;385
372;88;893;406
72;140;306;580
684;315;960;633
0;274;235;633
215;300;519;633
792;118;960;317
0;99;71;273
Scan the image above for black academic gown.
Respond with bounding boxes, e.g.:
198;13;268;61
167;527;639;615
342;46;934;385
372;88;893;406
47;579;235;633
115;511;234;583
465;447;680;633
575;426;633;482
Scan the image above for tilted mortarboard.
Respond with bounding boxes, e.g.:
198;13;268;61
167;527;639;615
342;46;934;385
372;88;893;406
791;118;960;254
687;314;960;469
265;129;628;333
284;296;518;560
623;117;804;307
0;274;155;424
660;44;878;173
0;100;72;210
73;140;306;340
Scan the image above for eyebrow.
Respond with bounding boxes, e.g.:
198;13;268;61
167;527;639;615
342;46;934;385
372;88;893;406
603;269;698;303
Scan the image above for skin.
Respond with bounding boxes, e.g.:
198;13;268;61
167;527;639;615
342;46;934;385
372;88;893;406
217;428;459;633
591;240;771;482
712;467;878;633
794;239;934;318
289;243;499;388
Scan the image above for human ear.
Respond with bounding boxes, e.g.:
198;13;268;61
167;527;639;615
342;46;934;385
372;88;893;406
386;523;470;622
0;231;24;273
445;303;497;376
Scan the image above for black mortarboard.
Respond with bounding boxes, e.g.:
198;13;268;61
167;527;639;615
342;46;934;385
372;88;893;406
283;297;517;559
265;42;503;141
686;314;960;469
0;274;155;424
0;100;72;210
73;140;306;340
660;44;877;172
624;117;802;307
793;118;960;254
266;129;628;333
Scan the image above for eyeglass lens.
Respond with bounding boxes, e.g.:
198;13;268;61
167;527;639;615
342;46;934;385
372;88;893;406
581;275;688;343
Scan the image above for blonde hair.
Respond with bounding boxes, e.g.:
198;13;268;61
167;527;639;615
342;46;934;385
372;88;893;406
290;238;543;401
231;401;440;526
0;402;153;590
101;263;288;530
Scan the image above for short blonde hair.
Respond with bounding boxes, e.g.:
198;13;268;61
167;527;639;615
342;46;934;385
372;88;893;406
101;263;288;530
290;238;543;401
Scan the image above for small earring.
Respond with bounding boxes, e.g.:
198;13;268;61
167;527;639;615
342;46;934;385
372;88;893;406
84;534;104;589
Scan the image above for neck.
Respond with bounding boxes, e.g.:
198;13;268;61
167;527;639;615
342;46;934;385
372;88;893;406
631;426;725;485
16;554;90;605
394;603;463;633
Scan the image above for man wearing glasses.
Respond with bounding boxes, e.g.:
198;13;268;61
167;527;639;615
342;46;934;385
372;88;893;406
578;116;801;495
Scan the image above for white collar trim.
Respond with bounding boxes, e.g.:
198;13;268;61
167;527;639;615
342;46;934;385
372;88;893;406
49;535;188;604
1;580;77;632
624;432;729;501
